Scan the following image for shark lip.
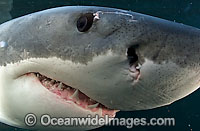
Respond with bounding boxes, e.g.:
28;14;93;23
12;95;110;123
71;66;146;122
25;72;118;117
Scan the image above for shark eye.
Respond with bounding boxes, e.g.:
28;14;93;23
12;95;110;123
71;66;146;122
77;13;94;32
127;46;138;65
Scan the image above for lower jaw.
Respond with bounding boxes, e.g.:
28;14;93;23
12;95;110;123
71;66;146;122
29;72;118;117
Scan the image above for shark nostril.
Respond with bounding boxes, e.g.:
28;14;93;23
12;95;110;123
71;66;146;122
127;46;138;66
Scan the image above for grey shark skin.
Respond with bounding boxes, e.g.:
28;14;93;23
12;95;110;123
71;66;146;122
0;6;200;130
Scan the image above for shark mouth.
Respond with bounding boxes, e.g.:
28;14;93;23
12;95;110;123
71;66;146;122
29;72;118;117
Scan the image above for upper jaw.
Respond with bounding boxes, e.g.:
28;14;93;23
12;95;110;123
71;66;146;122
34;72;118;117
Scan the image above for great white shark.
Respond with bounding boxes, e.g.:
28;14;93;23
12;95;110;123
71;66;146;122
0;6;199;130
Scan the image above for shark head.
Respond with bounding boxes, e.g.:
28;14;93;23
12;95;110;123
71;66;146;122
0;6;200;130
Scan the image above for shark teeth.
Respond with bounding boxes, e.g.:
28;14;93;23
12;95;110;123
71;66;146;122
36;73;40;78
58;82;63;89
71;90;81;105
50;79;55;84
87;103;99;108
97;108;103;116
33;72;116;117
70;89;79;99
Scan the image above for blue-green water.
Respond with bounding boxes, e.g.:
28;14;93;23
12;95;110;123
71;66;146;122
0;0;200;130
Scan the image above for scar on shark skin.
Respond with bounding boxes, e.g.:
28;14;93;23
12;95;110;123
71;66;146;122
93;11;138;22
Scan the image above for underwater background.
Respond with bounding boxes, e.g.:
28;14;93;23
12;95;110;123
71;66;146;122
0;0;199;130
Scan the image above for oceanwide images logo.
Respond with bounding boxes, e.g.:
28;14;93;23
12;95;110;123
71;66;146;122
24;113;175;128
24;113;37;127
